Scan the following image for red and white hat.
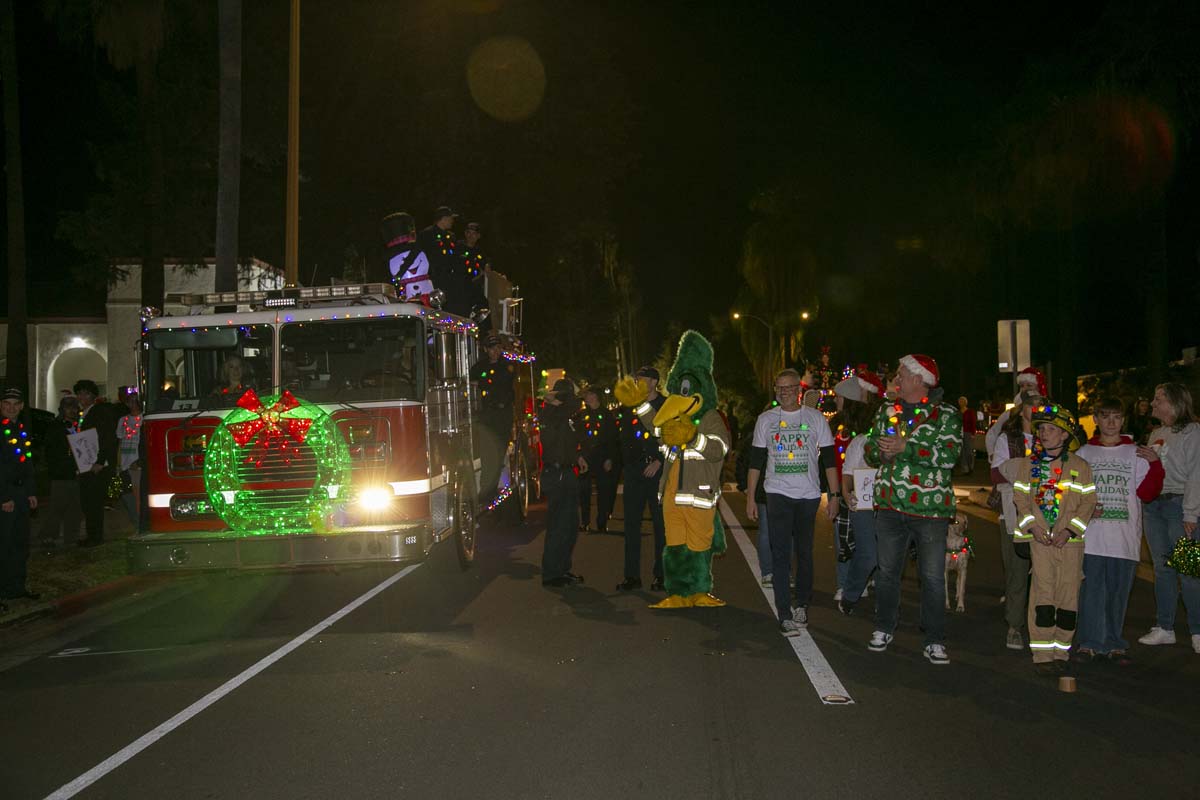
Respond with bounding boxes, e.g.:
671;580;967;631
857;371;885;398
1017;367;1047;397
898;354;939;387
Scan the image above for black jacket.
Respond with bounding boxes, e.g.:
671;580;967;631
575;405;620;469
471;355;515;414
39;414;81;481
539;401;582;467
617;394;664;468
0;411;36;503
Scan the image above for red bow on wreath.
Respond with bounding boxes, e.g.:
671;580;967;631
226;389;314;467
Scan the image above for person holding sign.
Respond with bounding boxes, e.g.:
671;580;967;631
74;379;118;547
747;368;840;637
1;388;39;606
1075;397;1163;663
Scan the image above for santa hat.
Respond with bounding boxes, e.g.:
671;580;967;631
898;354;939;387
857;371;885;398
1017;367;1047;397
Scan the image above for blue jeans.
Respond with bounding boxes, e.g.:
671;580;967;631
842;509;878;604
1076;554;1136;653
874;510;948;645
766;494;820;621
1143;495;1200;634
755;502;770;575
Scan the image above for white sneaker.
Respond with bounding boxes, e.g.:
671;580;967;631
780;619;802;638
924;644;950;665
1138;627;1176;646
868;630;893;652
761;574;773;588
792;606;808;627
833;588;844;602
1192;634;1200;654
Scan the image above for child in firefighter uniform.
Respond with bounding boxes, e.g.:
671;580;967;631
1001;403;1097;674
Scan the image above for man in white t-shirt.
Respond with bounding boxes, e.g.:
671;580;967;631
746;368;840;636
1076;397;1164;662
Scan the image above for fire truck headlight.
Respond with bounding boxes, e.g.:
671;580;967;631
358;487;393;511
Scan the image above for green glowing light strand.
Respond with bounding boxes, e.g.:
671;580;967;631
204;393;351;535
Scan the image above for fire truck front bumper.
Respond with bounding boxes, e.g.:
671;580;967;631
126;523;436;572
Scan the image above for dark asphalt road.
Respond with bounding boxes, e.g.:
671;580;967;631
2;479;1199;799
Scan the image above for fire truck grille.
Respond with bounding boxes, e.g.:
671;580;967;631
236;444;319;509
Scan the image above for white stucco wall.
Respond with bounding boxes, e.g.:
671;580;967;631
2;258;283;411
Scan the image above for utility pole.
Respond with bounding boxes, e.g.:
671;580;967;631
284;0;300;286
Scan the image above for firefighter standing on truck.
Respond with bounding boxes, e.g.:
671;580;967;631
471;332;514;509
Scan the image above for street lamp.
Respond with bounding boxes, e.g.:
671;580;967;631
800;310;810;321
732;311;775;389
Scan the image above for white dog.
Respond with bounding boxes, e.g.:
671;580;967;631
944;513;970;612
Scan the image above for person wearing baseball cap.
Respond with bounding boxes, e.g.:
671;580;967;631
417;205;460;310
539;378;587;588
863;353;963;665
1;387;39;607
470;331;513;510
616;366;667;592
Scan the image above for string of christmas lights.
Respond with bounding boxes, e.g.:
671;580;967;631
3;417;31;463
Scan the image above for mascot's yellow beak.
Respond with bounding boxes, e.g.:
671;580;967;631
654;394;702;428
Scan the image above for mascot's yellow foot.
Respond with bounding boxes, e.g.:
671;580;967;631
649;594;695;609
689;593;726;607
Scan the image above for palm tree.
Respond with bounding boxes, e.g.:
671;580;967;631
1;0;28;393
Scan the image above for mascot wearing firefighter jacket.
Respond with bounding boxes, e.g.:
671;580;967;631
615;330;729;608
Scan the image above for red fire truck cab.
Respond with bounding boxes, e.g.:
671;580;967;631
129;282;516;572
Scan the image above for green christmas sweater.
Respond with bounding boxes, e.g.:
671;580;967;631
864;397;962;519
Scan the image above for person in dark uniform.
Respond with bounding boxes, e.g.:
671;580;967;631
1;387;40;608
470;332;515;509
74;379;118;547
615;366;667;591
454;221;492;325
540;379;586;588
417;205;467;310
576;387;620;533
37;394;83;551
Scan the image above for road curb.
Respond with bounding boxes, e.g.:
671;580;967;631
0;575;160;628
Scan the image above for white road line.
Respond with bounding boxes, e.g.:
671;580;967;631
718;498;854;706
44;564;422;800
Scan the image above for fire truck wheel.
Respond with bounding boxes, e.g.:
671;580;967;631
451;470;478;569
507;450;529;523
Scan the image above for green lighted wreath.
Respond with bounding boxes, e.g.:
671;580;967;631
204;389;351;535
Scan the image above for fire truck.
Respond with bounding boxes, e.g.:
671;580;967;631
128;282;540;572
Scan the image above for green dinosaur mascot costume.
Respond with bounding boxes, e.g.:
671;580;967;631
614;330;729;608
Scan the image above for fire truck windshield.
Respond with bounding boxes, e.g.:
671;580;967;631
280;317;424;403
145;325;275;412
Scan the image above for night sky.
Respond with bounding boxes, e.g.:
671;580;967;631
8;1;1196;399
